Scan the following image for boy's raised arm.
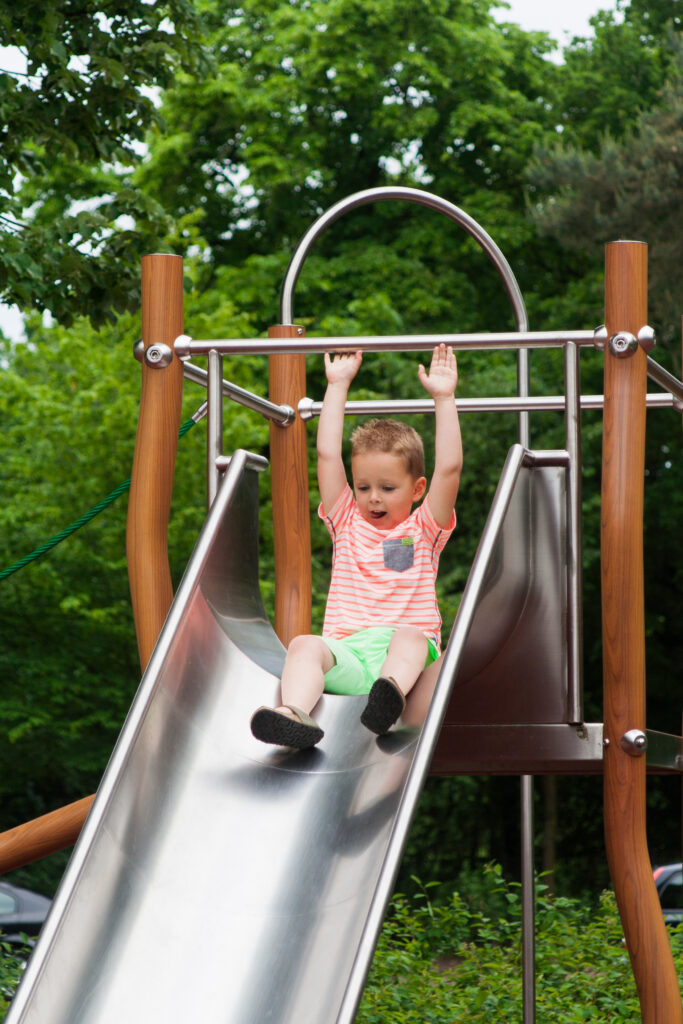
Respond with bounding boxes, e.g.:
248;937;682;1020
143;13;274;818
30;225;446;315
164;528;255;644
317;351;363;514
418;344;463;529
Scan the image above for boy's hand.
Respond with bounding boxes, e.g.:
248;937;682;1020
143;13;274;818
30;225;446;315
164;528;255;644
418;344;457;399
324;350;362;386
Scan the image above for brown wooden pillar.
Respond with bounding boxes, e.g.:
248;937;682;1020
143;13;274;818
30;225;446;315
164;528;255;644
0;257;185;872
127;254;184;671
268;328;311;645
602;240;683;1022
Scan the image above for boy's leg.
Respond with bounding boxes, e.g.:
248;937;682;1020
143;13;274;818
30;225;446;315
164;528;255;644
379;626;429;696
402;653;443;728
361;626;429;735
251;635;334;748
278;634;335;716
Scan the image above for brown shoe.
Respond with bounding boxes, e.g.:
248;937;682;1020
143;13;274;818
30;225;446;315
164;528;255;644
360;677;406;734
250;705;324;748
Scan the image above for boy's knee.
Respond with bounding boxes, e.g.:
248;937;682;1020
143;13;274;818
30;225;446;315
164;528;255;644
393;625;428;649
286;634;331;664
288;633;319;654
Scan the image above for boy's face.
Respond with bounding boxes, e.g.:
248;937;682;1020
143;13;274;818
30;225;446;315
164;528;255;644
351;451;426;531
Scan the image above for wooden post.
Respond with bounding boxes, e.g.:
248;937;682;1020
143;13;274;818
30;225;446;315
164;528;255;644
602;240;683;1022
127;254;184;671
0;797;94;874
268;328;311;644
0;256;186;874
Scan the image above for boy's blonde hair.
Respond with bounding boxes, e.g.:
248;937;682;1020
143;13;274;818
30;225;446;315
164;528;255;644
350;418;425;479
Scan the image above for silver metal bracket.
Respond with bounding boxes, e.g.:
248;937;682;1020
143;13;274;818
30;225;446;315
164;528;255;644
609;331;638;358
144;343;174;368
637;325;656;352
174;334;193;360
620;729;647;756
593;324;608;350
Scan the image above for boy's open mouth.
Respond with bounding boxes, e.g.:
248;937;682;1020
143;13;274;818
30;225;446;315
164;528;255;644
370;510;385;519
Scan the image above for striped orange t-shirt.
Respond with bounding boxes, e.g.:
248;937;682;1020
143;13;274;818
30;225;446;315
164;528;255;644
318;484;456;651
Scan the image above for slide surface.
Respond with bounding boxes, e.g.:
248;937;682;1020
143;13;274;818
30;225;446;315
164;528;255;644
8;443;571;1023
7;452;428;1024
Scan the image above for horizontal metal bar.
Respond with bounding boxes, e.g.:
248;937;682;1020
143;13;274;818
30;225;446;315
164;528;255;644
298;392;677;420
175;330;598;359
183;359;294;426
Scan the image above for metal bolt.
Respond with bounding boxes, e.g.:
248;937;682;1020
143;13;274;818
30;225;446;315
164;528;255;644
296;327;304;336
620;729;647;756
144;343;173;368
609;331;638;358
603;737;610;748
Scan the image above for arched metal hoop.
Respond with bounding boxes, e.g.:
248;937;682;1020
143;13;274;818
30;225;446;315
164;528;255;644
279;186;528;331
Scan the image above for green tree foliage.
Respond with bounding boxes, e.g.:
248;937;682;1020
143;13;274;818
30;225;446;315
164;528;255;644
140;0;558;331
0;0;207;325
0;293;268;893
1;0;682;904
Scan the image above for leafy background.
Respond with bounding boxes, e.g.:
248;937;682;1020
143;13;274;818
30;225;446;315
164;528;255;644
0;0;681;949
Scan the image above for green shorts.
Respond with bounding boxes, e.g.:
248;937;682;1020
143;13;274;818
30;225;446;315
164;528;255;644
323;626;439;697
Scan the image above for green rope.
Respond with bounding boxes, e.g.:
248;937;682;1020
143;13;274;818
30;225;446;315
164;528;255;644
0;417;198;581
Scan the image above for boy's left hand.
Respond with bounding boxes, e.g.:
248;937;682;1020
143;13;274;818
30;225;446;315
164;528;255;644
418;343;458;399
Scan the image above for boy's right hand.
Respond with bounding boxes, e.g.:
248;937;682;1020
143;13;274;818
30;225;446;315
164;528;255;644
324;350;362;386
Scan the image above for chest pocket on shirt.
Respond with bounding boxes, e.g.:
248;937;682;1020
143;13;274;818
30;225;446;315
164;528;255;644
383;537;414;573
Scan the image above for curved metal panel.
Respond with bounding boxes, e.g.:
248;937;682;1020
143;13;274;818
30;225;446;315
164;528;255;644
445;457;569;725
6;452;421;1024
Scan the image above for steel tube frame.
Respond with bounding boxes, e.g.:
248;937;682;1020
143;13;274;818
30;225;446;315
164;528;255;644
278;186;528;328
207;350;223;509
564;342;584;726
298;391;678;419
183;359;294;425
175;329;596;358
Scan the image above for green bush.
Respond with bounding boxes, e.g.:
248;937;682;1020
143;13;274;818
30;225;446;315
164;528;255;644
358;865;683;1023
2;868;681;1022
0;939;26;1019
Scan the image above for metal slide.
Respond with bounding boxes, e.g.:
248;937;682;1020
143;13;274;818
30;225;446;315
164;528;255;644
7;443;568;1024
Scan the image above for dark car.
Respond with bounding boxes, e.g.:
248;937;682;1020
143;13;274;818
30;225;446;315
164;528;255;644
0;882;51;950
653;863;683;925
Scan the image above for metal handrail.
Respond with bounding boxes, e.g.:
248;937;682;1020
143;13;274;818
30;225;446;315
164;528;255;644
174;328;598;359
647;355;683;407
182;359;295;426
297;391;678;420
278;186;529;329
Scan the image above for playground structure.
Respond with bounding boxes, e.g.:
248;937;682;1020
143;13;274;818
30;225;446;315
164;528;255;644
1;186;683;1022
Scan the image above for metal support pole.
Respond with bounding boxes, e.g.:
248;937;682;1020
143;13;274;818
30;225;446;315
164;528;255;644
516;342;536;1024
565;342;584;724
207;349;223;509
521;774;535;1024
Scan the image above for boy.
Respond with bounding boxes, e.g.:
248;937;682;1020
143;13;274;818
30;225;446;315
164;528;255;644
251;343;462;748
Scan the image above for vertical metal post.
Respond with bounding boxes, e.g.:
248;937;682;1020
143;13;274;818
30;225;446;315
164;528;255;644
517;345;535;1024
521;775;535;1024
564;342;584;724
207;349;223;508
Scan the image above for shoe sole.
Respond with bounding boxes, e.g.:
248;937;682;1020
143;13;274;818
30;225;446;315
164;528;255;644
251;708;323;748
360;677;405;735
